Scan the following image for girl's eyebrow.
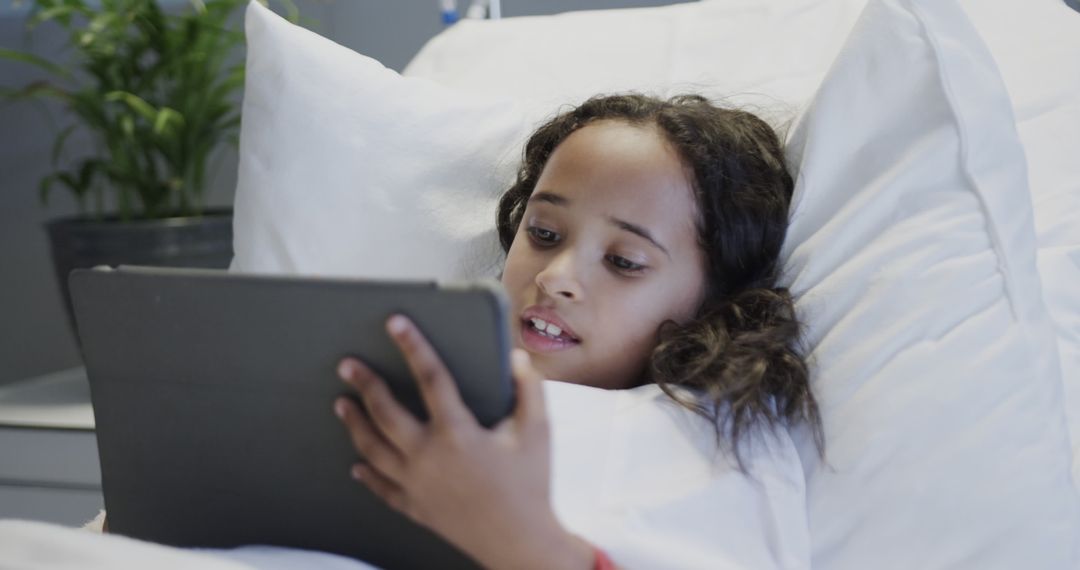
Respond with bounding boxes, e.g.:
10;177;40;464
528;191;568;206
529;191;670;258
608;217;670;258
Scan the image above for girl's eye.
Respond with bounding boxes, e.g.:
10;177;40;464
527;226;560;245
606;254;646;274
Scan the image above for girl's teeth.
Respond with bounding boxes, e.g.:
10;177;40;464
528;316;572;340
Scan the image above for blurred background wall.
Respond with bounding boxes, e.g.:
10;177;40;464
0;0;691;386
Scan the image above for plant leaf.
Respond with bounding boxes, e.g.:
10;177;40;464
106;90;158;123
79;160;102;189
120;113;135;137
271;0;301;23
50;124;78;164
56;171;83;196
38;174;57;205
30;5;76;27
153;106;184;135
0;47;70;78
0;81;71;106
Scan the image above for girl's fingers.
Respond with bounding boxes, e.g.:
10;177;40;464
351;463;410;517
335;397;406;481
510;349;548;432
386;315;474;428
338;358;423;456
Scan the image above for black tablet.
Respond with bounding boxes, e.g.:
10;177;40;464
69;265;514;569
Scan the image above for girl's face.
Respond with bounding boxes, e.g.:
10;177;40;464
501;120;708;390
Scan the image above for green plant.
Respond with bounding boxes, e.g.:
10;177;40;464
1;0;296;220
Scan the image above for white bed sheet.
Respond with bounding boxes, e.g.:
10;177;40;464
0;519;381;570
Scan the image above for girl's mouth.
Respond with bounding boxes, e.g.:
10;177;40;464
520;317;581;353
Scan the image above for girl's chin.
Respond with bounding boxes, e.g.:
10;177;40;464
517;349;571;382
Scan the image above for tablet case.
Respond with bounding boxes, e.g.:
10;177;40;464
70;266;514;569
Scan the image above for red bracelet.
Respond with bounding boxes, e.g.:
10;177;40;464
592;545;616;570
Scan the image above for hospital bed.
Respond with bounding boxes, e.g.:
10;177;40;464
1;0;1078;568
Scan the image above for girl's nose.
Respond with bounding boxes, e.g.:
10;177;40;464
535;251;584;301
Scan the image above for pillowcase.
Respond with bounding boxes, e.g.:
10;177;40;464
958;0;1080;486
780;0;1079;567
403;0;868;117
230;0;1080;568
231;2;537;280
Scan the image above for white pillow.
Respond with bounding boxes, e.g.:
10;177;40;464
780;0;1080;567
403;0;868;118
231;3;535;280
230;0;1080;568
958;0;1080;486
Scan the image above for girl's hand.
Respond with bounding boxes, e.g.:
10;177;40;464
334;315;593;570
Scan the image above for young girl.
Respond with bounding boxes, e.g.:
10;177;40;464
333;93;823;569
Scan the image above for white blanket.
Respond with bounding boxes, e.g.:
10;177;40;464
547;382;809;570
0;520;377;570
0;382;808;569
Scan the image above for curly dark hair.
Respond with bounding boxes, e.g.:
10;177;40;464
496;93;823;466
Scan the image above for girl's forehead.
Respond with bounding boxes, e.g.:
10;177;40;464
555;120;675;164
526;124;701;263
536;121;698;222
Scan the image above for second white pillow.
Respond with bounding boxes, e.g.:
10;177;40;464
781;0;1080;568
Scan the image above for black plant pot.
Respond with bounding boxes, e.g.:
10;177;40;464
46;208;234;344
